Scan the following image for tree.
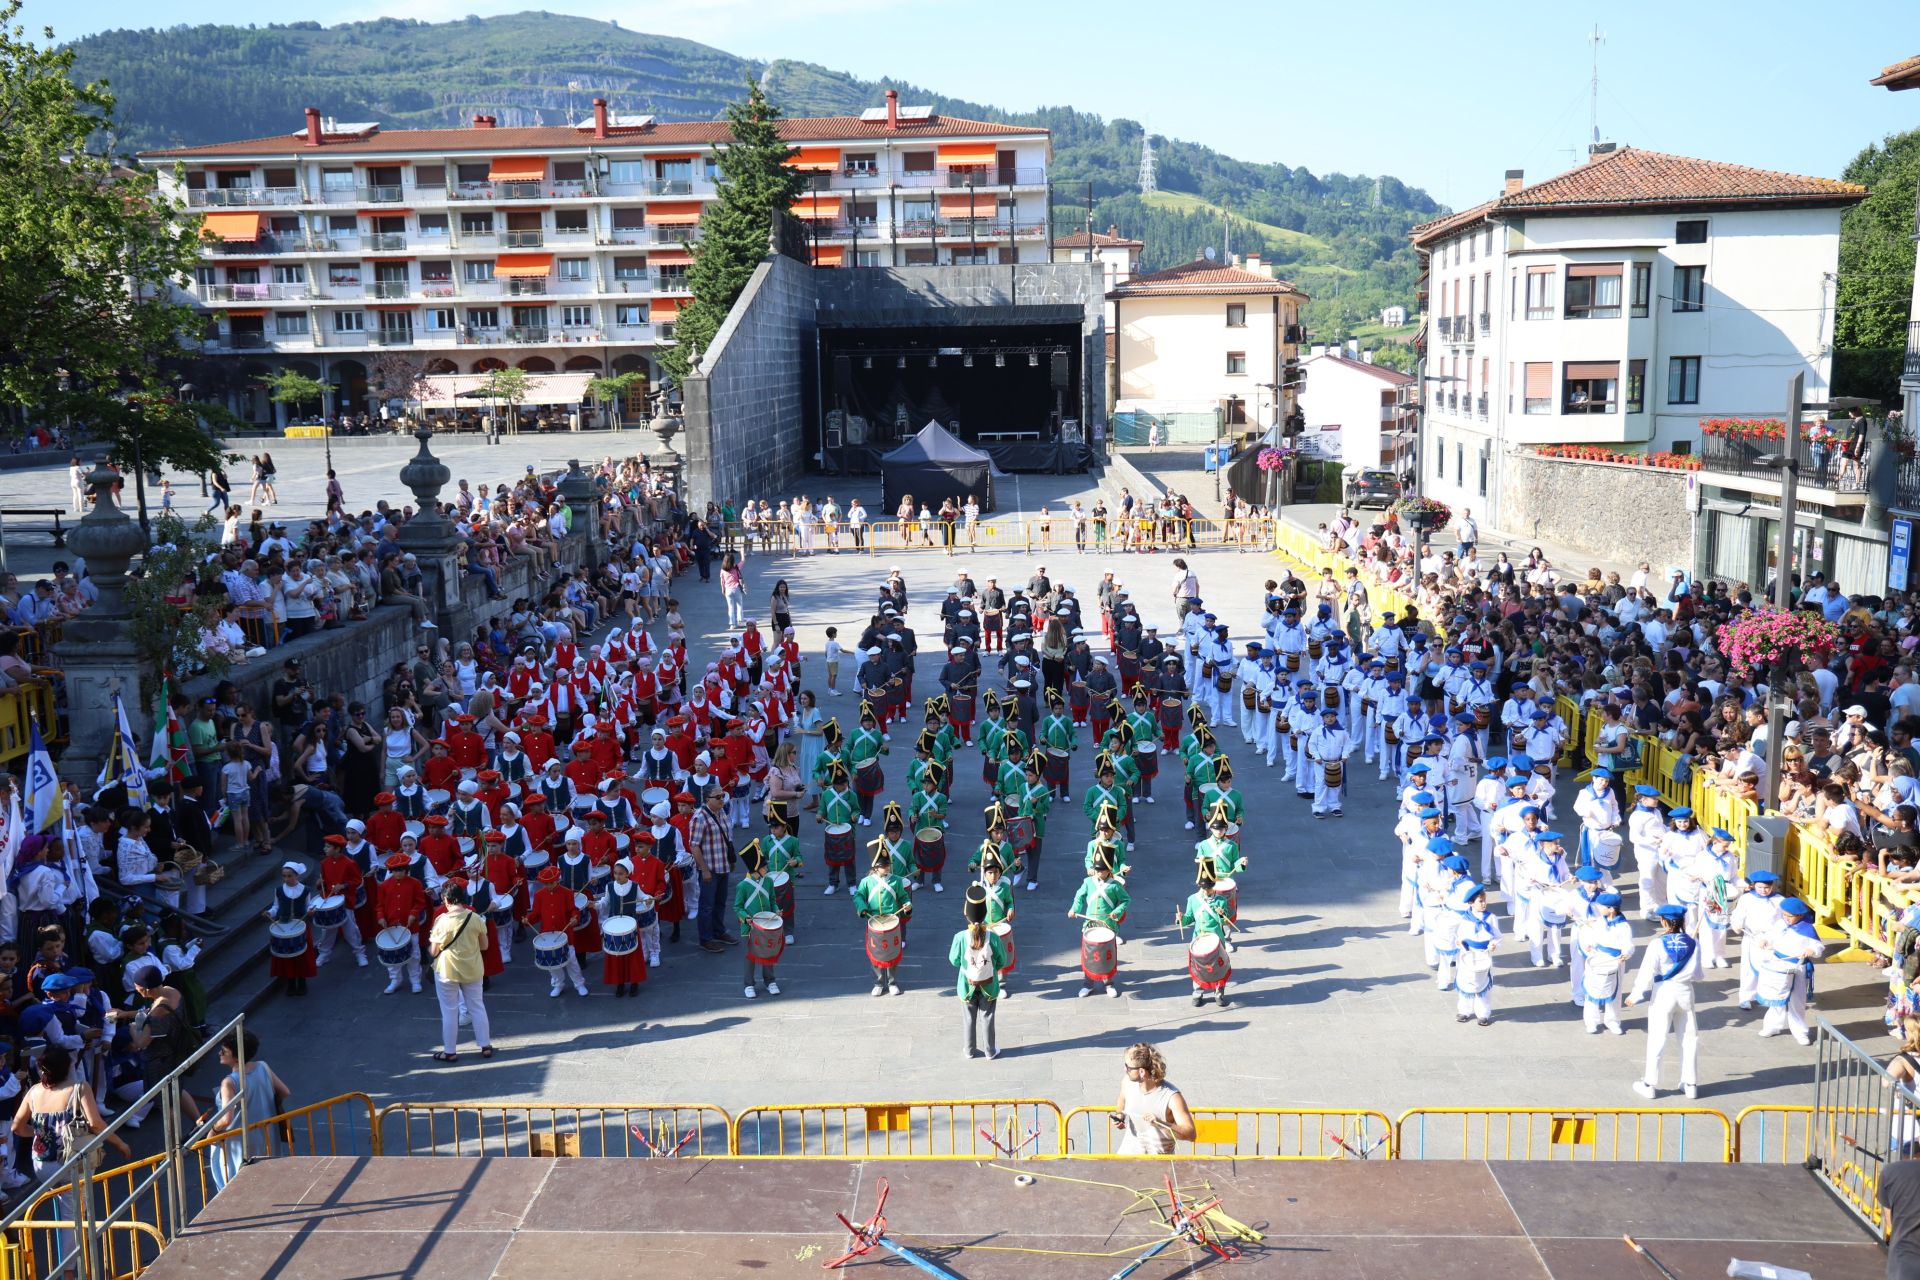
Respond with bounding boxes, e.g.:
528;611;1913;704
369;350;430;422
587;370;648;427
126;513;230;706
260;368;324;418
658;80;806;385
0;3;211;468
1833;127;1920;406
476;366;528;433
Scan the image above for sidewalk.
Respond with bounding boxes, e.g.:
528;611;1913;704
1282;501;1639;581
1109;445;1230;515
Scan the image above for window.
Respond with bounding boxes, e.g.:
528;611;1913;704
455;163;489;185
615;303;648;326
607;160;645;186
855;250;880;267
1562;361;1619;414
327;263;360;286
1468;234;1475;262
1477;448;1488;497
1630;262;1651;317
263;168;296;190
950;249;988;265
417;213;449;237
846;200;878;226
414;164;445;188
1525;267;1554;319
272;264;304;285
1673;265;1705;312
904;246;936;266
1436;435;1446;479
1675;219;1708;244
552;160;586;183
327;215;356;235
1225;304;1246;328
274;312;307;336
657;159;692;183
1523;362;1552;414
425;308;456;331
465;307;499;329
1224;397;1248;425
553;209;588;234
657;266;688;290
612;257;646;281
1455;443;1463;481
561;305;593;328
463;260;495;283
332;311;364;333
902;151;935;175
1626;359;1647;412
1564;264;1622;319
1485;227;1494;254
269;215;301;236
320;168;353;192
902;198;933;226
558;258;590;281
611;208;647;232
511;305;547;327
459;212;494;235
1225;351;1248;375
1668;356;1700;404
377;312;412;336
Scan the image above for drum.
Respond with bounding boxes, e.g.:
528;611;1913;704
1006;815;1036;853
532;931;572;971
854;758;885;797
1323;760;1345;790
423;788;451;812
457;837;475;857
1257;696;1272;714
1285;652;1301;672
1080;926;1119;981
823;823;855;867
1158;696;1184;730
865;914;904;968
1587;830;1623;870
1241;685;1257;711
1307;638;1324;660
1135;743;1158;780
571;795;598;816
1214;671;1234;692
403;820;426;840
1384;725;1400;746
309;895;347;929
487;896;517;928
633;895;658;930
991;920;1016;974
1474;705;1491;729
1449;698;1465;716
1325;686;1341;709
1456;944;1494;988
601;916;640;956
374;926;414;967
573;891;592;918
522;850;550;876
747;912;786;965
1201;661;1215;681
589;862;612;887
640;786;670;812
268;920;309;958
951;690;977;721
1043;747;1070;785
914;828;947;873
772;870;794;916
1187;935;1231;989
1214;876;1240;923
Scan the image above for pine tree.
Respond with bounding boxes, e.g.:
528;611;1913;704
658;81;806;386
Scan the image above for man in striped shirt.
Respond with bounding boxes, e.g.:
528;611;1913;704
689;788;738;953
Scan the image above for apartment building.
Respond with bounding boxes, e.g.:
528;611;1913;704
1412;146;1865;528
1297;351;1415;471
142;94;1051;425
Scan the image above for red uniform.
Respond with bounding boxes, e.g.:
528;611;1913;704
520;728;557;773
375;874;428;936
582;828;618;866
629;847;680;925
420;834;462;880
565;756;602;797
476;779;511;823
521;807;558;854
318;853;364;910
423;754;459;793
447;727;486;771
365;808;407;854
586;731;622;774
529;883;579;936
483;851;525;919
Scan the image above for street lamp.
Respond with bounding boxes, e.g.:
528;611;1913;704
1409;370;1462;574
1755;374;1808;810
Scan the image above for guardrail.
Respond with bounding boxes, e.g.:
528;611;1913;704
1394;1107;1733;1162
378;1101;733;1158
742;517;1274;556
1062;1106;1394;1159
732;1099;1067;1158
1272;521;1432;637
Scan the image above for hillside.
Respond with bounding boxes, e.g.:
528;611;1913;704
66;12;1437;333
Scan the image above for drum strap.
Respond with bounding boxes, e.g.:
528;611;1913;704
1592;945;1623;958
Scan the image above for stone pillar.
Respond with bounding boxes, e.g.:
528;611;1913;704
53;466;151;784
557;459;599;567
1866;418;1895;533
395;428;464;617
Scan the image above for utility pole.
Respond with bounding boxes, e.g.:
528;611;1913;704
1588;24;1605;149
1761;372;1806;812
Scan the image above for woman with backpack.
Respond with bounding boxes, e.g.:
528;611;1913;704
949;885;1009;1060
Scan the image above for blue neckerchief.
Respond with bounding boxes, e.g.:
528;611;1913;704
1655;933;1697;982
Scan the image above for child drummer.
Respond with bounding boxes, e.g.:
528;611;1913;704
907;764;950;894
1178;871;1235;1009
1071;844;1131;999
853;847;913;997
817;761;859;895
980;849;1017;995
734;842;782;1000
764;811;803;945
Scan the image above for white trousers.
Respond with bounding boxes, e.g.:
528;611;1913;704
385;936;423;987
435;976;491;1054
1761;969;1812;1039
1312;769;1344;815
1583;993;1622;1033
1530;920;1564;966
1434;950;1457;991
544;946;587;993
315;914;364;964
1641;982;1699;1088
1455;976;1492;1021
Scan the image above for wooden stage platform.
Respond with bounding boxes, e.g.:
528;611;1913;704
139;1155;1884;1279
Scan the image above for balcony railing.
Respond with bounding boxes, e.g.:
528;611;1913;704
503;230;544;248
421;282;458;299
496;181;543;201
1454;316;1472;344
504;325;550;343
1898;454;1920;510
1476;393;1488;419
1905;319;1920;382
205;283;310;302
504;279;549;297
368;233;407;251
1435;316;1452;340
371;328;415;347
894;166;1048;188
222;332;270;350
360;185;405;204
1699;434;1865;492
1478;311;1491;333
370;281;411;299
650;178;694;196
189;187;305;208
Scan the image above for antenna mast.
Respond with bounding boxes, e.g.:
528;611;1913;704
1588;24;1605;149
1137;127;1157;197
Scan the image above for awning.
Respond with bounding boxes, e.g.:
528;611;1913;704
494;253;555;278
649;296;682;318
936;143;998;167
419;372;593;410
224;309;267;318
790;196;841;220
200;212;262;241
647;248;693;266
487;156;547;182
368;305;417;312
649;153;700;163
1564;361;1620;380
811;244;845;267
938;193;991;216
786;147;840;171
647;201;704;225
359;209;412;218
1566;262;1621;279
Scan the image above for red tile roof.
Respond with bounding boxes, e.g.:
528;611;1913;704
1108;259;1305;300
1304;352;1414;385
142;114;1045;160
1409;199;1496;249
1492;147;1865;213
1872;55;1920;90
1054;223;1144;249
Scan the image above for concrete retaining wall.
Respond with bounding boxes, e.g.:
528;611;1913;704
1504;452;1694;570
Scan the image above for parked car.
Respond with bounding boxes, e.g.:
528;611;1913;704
1344;469;1403;508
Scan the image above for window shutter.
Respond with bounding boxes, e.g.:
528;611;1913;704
1564;361;1619;381
1524;363;1552;398
1566;262;1621;279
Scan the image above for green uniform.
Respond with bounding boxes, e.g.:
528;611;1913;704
852;871;913;919
1184;752;1217;792
983;879;1015;926
879;836;915;881
969;839;1018;874
1178;890;1232;939
1125;710;1157;747
848;727;887;768
1082;782;1128;827
908;789;948;830
818;787;858;828
995;759;1027;805
1017;780;1052;837
1039;713;1077;753
734;874;779;928
812;746;847;788
979;717;1007;763
765;833;802;878
928;724;958;767
1201;785;1245;825
948;927;1011;999
1084;839;1125;876
908;757;936;791
1070;876;1131;932
1112;753;1141;800
1001;728;1029;764
1193;835;1245;879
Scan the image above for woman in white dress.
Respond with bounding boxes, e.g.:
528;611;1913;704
1109;1043;1196;1155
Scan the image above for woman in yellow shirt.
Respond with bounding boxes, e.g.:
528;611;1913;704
428;882;494;1063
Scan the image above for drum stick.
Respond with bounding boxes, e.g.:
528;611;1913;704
1622;1235;1680;1280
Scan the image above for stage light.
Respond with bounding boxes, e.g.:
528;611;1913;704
863;357;872;370
963;354;973;368
928;355;938;368
1028;353;1039;368
994;353;1004;368
897;356;906;369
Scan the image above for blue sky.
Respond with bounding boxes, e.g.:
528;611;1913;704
31;0;1918;202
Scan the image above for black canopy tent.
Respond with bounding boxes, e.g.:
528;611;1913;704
880;422;998;514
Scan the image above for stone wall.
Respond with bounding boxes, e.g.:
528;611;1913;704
1503;452;1694;570
682;254;818;510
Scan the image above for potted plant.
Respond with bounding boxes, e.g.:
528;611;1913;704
1390;495;1452;531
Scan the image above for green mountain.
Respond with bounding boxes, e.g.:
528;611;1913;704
65;11;1436;338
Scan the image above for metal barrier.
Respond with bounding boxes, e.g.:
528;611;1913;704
1808;1014;1919;1236
1394;1107;1733;1162
1061;1106;1394;1159
1732;1104;1892;1165
1271;521;1432;638
377;1102;734;1158
731;1100;1066;1158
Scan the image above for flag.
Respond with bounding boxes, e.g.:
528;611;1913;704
0;792;21;893
96;695;147;810
150;675;189;786
22;721;61;834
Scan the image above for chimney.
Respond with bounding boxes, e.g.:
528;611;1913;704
592;97;608;140
1587;141;1617;161
885;88;899;132
1362;351;1375;364
473;114;494;129
304;107;323;147
1503;168;1524;195
1106;224;1119;239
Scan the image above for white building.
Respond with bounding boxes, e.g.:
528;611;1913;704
1379;305;1407;328
143;94;1052;426
1412;145;1865;527
1109;254;1306;433
1298;351;1415;469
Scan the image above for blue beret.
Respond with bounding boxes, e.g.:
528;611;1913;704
1747;870;1780;884
1670;807;1694;819
65;968;94;985
1539;831;1565;842
1486;756;1509;769
1453;711;1476;724
1418;807;1443;820
1651;904;1689;921
1519;805;1542;818
42;973;78;993
1596;892;1624;909
1780;898;1811;916
1711;827;1734;841
1412;790;1435;804
1505;774;1529;787
1509;754;1533;771
1635;785;1661;797
1408;761;1433;773
1575;866;1603;882
1530;710;1551;721
1440;856;1469;873
1591;767;1612;778
1427;836;1456;854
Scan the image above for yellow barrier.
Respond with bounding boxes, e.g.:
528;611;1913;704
1841;869;1919;964
1394;1107;1733;1162
1729;1104;1894;1165
731;1099;1067;1158
378;1101;734;1158
1061;1106;1394;1159
1271;523;1432;636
